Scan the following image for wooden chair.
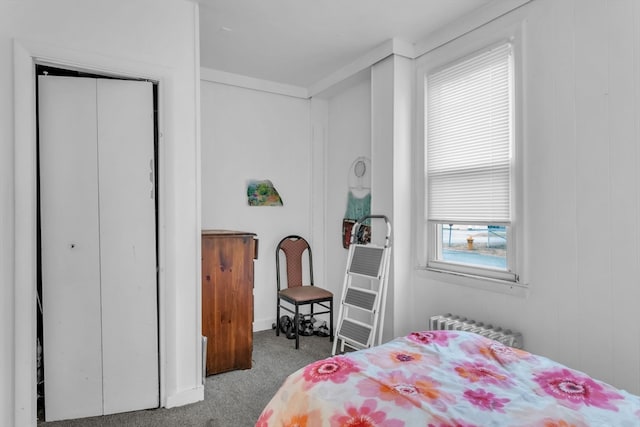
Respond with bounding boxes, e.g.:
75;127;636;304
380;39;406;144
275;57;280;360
276;235;333;349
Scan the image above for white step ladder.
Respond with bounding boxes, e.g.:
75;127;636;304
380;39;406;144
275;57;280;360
332;215;392;355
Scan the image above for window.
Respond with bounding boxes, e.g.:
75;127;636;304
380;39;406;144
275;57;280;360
424;42;518;283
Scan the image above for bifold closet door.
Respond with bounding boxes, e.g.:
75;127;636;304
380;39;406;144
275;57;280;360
39;76;104;421
96;78;158;415
39;75;158;422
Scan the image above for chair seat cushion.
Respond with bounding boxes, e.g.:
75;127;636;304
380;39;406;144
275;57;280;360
279;286;332;303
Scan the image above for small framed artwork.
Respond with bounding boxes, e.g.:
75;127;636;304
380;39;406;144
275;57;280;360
246;179;283;206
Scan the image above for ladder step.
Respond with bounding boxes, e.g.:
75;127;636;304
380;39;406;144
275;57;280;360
338;319;372;347
344;287;377;311
348;246;384;277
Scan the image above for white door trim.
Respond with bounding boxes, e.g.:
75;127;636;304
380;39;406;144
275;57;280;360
13;39;167;426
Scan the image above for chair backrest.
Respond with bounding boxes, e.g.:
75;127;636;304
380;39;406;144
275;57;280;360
276;235;314;290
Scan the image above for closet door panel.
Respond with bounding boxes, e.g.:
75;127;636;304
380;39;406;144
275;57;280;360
39;76;104;421
97;79;159;414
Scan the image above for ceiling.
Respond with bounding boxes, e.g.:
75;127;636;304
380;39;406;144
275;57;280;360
197;0;496;90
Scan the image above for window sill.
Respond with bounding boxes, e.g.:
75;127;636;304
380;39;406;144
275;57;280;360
418;266;529;298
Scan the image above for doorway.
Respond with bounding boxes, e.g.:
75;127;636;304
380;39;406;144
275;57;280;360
35;65;160;422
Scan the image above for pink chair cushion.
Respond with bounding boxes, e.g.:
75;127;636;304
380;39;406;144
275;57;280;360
279;285;332;303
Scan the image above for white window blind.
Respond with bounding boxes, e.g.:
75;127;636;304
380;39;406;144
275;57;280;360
426;43;513;224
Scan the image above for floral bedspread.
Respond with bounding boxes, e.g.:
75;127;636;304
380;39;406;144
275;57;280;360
257;330;640;426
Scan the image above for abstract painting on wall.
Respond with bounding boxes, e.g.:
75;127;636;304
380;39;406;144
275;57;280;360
247;179;283;206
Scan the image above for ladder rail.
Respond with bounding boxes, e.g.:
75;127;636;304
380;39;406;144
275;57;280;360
376;245;392;346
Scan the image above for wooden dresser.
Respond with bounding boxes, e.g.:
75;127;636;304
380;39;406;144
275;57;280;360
201;230;258;375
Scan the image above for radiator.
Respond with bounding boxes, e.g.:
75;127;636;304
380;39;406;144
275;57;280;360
429;314;523;349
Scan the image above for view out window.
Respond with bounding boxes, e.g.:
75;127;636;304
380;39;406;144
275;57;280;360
425;42;517;282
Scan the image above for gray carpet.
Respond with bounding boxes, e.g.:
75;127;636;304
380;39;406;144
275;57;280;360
38;330;334;427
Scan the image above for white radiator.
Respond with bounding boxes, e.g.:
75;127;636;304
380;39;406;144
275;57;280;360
429;314;523;349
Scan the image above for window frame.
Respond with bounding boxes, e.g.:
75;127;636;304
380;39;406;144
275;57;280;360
415;24;525;288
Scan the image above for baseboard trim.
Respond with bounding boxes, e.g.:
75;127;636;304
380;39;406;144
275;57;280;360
253;318;276;332
164;385;204;408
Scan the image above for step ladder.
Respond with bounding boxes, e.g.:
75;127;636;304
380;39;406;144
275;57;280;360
332;215;392;355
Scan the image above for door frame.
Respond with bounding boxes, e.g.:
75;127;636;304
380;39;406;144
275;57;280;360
13;39;167;425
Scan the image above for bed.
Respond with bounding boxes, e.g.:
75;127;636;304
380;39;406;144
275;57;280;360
257;330;640;426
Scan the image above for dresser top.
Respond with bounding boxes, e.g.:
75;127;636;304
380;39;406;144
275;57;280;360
202;229;256;237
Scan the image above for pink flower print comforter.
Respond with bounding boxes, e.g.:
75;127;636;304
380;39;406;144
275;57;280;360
257;330;640;426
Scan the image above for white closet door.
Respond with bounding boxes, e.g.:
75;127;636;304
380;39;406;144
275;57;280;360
39;75;158;421
97;79;158;414
39;76;104;421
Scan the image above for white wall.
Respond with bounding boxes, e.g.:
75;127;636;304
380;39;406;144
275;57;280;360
200;79;312;331
1;1;202;425
199;75;375;336
323;76;372;304
411;0;640;395
370;55;415;342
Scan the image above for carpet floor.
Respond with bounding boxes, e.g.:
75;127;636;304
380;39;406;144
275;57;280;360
38;330;334;427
